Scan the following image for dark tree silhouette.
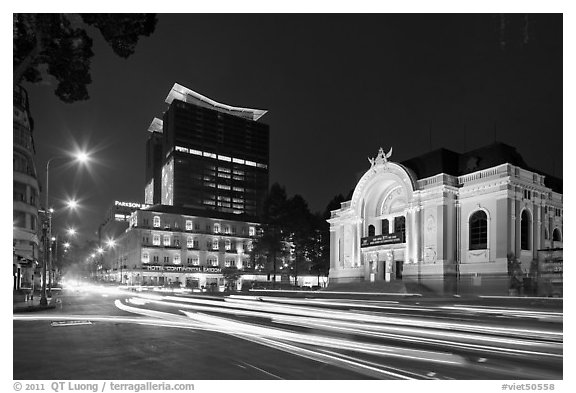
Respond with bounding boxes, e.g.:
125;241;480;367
14;13;157;103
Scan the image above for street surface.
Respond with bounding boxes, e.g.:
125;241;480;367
13;285;563;380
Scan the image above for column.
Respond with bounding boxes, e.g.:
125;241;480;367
405;208;414;263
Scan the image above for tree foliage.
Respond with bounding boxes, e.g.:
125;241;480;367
13;13;157;103
250;184;346;287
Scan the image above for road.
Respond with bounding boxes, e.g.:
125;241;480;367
13;285;563;380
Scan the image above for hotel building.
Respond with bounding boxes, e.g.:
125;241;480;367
145;83;269;219
328;143;563;294
109;205;263;289
109;84;270;288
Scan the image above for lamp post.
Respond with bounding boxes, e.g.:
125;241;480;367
42;152;89;305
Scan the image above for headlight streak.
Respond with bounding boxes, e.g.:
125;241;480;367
221;297;562;340
131;294;563;345
270;316;563;359
15;294;562;380
181;311;468;366
138;295;562;355
439;305;563;321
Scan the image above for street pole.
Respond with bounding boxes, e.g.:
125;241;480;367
45;158;53;298
40;223;48;306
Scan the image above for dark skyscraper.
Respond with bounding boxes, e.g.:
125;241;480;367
144;118;163;205
145;83;270;219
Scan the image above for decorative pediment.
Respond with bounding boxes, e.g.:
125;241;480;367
368;147;393;168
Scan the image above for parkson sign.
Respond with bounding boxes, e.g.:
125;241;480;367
115;201;150;209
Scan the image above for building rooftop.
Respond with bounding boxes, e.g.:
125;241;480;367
165;83;268;121
140;204;260;224
400;142;562;193
147;117;163;133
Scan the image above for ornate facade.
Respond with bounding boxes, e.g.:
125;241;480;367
328;144;563;294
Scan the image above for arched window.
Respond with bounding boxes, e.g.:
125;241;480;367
381;219;389;235
521;210;531;250
553;228;562;242
469;211;487;250
368;225;375;237
394;216;406;243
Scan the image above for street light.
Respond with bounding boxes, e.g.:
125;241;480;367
41;151;90;306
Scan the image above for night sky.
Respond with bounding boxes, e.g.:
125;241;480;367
24;14;563;243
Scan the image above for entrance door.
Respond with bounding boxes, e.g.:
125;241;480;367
395;260;403;279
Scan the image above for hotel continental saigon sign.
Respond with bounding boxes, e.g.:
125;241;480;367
141;265;222;273
361;233;403;248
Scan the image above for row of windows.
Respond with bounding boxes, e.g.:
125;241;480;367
470;210;562;251
144;235;253;250
141;252;251;268
13;181;38;206
367;216;406;242
149;216;256;236
366;210;561;252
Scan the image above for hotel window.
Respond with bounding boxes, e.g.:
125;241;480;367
163;235;170;246
249;226;255;236
164;256;170;263
194;223;200;230
153;255;159;263
143;218;149;226
208;257;218;267
224;226;230;234
174;255;181;264
186;220;193;231
153;216;160;228
553;228;562;242
225;239;231;250
469;211;488;250
187;236;194;248
212;238;219;250
394;216;406;243
189;257;200;266
381;219;389;235
247;241;253;251
174;236;180;247
142;252;149;263
194;239;199;249
521;210;531;250
225;259;232;267
368;225;375;237
153;234;160;246
544;228;549;240
231;226;236;234
214;223;220;233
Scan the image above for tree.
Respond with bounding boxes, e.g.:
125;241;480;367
309;194;348;286
14;13;157;102
285;194;314;287
250;183;290;287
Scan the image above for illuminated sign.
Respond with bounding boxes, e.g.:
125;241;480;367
115;201;150;209
140;265;222;273
361;233;403;248
142;265;201;273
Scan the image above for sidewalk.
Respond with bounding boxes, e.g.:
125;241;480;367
13;293;57;313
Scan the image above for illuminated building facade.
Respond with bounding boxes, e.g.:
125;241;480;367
13;85;40;291
328;143;563;294
145;84;270;219
109;205;266;289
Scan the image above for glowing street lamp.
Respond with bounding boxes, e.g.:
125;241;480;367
41;150;91;306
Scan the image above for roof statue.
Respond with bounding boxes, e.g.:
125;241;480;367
368;147;393;168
